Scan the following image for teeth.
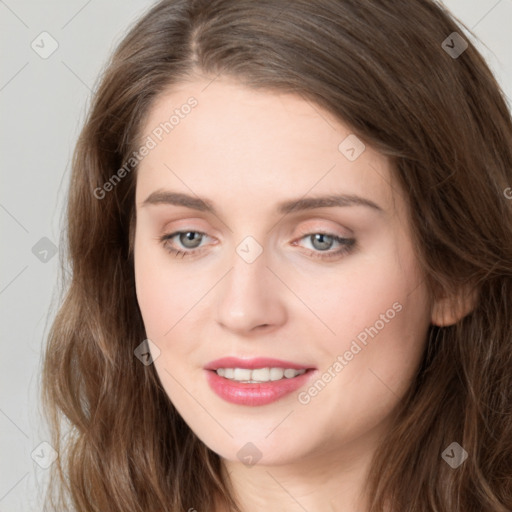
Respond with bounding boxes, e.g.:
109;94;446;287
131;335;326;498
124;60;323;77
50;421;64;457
215;367;307;383
234;368;252;381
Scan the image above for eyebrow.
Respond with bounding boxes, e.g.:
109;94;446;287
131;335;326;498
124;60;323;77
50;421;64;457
141;190;384;215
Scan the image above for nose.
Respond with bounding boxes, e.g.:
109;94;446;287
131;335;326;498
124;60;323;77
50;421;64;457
215;247;287;335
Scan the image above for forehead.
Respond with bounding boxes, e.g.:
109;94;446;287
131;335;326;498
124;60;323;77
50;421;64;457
134;77;395;215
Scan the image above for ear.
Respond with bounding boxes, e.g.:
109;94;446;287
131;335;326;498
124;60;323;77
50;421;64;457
431;285;478;327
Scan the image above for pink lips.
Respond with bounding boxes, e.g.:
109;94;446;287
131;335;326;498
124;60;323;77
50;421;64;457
204;357;316;406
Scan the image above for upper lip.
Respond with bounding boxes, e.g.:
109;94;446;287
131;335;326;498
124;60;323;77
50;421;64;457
204;357;315;371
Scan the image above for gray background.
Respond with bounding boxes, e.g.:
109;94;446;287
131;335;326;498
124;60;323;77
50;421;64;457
1;0;511;510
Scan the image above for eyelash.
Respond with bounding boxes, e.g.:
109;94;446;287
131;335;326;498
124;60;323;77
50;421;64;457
158;230;356;261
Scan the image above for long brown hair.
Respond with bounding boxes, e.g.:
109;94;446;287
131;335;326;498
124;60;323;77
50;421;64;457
41;1;512;510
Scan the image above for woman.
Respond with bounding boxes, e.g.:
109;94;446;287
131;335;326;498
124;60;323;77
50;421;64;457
42;0;512;510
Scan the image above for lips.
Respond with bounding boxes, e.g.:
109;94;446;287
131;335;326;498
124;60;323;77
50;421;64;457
204;356;317;406
204;356;314;371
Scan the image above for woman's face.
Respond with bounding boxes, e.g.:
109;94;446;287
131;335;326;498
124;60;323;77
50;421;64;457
133;76;433;466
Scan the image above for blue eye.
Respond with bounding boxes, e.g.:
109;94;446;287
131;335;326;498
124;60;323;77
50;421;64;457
297;233;355;260
158;231;356;260
159;231;209;258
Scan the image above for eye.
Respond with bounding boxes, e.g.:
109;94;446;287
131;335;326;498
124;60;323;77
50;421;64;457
159;230;210;258
158;230;356;260
293;232;356;260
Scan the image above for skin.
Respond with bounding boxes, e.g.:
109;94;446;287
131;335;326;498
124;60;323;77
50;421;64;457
133;75;465;511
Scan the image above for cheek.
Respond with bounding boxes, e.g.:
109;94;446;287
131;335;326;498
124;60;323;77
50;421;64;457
304;236;430;378
134;240;188;340
299;249;422;340
362;284;431;392
134;239;221;348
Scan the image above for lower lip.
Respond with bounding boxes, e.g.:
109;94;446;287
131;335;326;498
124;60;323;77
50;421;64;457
205;369;316;406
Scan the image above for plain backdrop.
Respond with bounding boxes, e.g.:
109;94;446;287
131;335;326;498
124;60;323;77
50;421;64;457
1;0;511;510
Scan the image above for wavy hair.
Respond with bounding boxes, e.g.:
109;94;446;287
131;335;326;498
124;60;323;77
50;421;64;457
42;0;512;510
